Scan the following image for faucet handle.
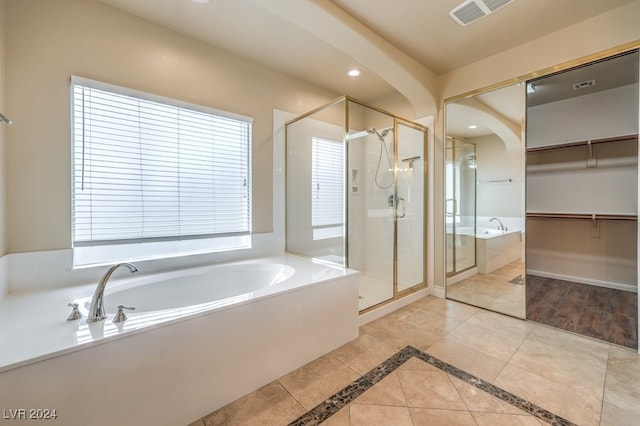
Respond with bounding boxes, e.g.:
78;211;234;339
66;302;83;321
112;304;135;323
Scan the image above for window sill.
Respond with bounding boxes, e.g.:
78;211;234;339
73;235;251;268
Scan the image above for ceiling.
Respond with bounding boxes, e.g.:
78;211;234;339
447;83;525;139
528;50;640;107
447;49;639;140
98;0;636;104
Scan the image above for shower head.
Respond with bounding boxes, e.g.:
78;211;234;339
349;127;393;141
0;112;11;125
348;129;370;140
367;127;393;141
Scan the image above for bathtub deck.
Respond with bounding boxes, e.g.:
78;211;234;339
0;254;359;426
0;254;358;372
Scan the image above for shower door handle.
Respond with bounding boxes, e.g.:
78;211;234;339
446;198;457;216
396;197;406;219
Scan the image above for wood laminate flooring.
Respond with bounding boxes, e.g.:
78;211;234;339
526;275;638;349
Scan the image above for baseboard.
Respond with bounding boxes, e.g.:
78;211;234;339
446;267;478;286
527;269;638;293
358;288;429;327
433;286;446;299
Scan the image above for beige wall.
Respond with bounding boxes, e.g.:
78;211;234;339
5;0;339;254
440;1;640;100
434;1;640;288
5;0;640;269
475;134;525;219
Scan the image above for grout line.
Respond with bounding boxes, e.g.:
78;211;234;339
446;367;477;419
394;359;411;412
495;320;536;383
598;345;612;425
276;379;308;417
328;345;370;378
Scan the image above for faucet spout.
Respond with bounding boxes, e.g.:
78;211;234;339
489;217;505;231
87;262;138;323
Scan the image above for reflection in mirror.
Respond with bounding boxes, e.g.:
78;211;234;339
445;84;526;318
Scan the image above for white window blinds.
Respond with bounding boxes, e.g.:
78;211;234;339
71;77;252;247
311;137;344;239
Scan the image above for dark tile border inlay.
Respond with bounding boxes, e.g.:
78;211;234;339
288;346;576;426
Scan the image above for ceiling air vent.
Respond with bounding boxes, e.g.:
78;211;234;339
482;0;513;12
573;80;596;90
449;0;514;26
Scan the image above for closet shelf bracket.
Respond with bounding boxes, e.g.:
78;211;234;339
586;140;597;168
591;214;601;238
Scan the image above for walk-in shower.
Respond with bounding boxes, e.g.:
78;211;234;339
285;96;427;311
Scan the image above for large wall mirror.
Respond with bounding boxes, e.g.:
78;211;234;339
445;48;639;349
445;83;527;318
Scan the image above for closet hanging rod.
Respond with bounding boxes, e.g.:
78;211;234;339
479;178;512;184
526;133;638;152
526;212;637;221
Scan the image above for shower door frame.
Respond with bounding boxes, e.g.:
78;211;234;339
445;136;477;279
284;96;429;314
345;100;429;312
392;118;429;301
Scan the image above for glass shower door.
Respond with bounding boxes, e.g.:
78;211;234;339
347;102;395;310
446;138;476;276
285;100;346;265
396;121;425;292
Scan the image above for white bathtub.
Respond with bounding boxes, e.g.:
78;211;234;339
446;226;513;239
0;254;359;426
98;262;296;313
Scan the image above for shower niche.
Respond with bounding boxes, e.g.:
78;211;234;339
285;96;428;311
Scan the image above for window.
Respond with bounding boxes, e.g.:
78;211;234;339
311;137;344;239
71;76;252;266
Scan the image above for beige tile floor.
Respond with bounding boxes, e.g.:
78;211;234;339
193;296;640;426
447;261;526;318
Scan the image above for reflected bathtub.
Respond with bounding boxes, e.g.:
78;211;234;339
476;229;523;274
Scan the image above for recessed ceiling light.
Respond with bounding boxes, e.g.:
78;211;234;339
347;69;362;77
468;124;478;129
192;0;210;4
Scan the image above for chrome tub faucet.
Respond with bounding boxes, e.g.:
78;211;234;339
87;262;138;323
490;217;506;231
